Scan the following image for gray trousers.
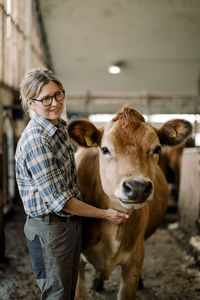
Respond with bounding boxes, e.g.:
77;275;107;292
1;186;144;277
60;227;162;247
24;214;82;300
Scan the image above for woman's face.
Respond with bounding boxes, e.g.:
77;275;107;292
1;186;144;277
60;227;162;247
27;81;65;125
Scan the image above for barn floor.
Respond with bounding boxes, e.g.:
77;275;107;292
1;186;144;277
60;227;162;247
0;199;200;300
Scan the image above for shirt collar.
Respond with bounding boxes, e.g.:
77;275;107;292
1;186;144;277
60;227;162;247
33;114;67;137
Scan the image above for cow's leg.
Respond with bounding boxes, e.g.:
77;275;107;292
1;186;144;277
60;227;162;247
138;275;144;289
74;257;87;300
118;240;145;300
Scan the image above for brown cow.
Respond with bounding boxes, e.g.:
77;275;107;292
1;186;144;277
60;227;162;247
67;106;192;300
159;137;195;200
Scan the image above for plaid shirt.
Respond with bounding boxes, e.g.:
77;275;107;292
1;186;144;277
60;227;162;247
15;114;81;217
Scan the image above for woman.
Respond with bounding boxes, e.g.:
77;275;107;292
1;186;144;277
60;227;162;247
15;68;128;300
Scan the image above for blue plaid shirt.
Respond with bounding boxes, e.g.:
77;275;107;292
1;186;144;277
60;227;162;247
15;114;81;217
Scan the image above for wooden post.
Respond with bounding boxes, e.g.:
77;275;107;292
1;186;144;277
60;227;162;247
0;100;5;262
179;148;200;235
25;0;32;72
84;91;91;118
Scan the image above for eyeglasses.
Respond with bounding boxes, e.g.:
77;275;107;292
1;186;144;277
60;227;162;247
30;89;65;106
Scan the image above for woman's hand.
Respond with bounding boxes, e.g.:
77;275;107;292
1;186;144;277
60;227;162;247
105;208;129;224
63;198;129;224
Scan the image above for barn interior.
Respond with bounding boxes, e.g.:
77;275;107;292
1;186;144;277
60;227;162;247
0;1;200;299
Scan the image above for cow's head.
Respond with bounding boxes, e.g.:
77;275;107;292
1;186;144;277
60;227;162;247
68;106;192;211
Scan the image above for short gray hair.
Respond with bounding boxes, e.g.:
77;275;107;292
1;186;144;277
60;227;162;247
20;68;64;114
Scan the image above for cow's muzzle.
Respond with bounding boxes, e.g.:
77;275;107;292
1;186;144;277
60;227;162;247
122;179;153;203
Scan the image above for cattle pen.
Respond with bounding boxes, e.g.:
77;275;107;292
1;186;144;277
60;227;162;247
1;0;200;299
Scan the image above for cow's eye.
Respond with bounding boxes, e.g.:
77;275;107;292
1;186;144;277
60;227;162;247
153;145;161;155
101;147;110;155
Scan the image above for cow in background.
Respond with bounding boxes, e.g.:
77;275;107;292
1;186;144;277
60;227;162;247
159;137;195;200
68;106;192;300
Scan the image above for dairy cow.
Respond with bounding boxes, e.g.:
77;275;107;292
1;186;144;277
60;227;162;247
67;106;192;300
159;137;195;200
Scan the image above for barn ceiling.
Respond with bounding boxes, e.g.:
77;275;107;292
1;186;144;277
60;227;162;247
38;0;200;102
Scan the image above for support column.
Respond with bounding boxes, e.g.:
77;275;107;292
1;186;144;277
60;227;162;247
25;0;32;72
0;99;5;262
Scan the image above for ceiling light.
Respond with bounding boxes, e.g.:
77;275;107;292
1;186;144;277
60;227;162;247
108;65;121;74
108;60;125;74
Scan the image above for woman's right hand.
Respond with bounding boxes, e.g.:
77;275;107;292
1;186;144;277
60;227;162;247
105;208;129;224
63;197;129;223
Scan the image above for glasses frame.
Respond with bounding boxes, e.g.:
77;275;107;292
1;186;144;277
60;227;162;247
30;89;65;106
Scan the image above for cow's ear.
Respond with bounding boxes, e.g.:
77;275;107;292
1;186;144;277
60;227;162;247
67;119;101;147
157;119;192;146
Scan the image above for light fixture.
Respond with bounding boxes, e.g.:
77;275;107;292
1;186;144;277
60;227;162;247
108;60;126;74
108;64;121;74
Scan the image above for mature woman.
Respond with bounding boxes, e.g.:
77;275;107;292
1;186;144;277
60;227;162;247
15;68;128;300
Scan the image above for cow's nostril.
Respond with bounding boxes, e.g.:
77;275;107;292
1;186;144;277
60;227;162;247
123;181;133;196
145;182;153;196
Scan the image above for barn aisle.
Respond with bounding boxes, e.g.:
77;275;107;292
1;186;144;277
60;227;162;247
0;200;200;300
